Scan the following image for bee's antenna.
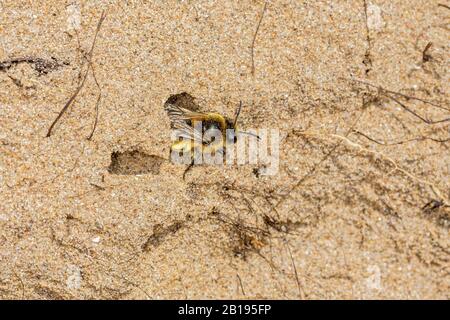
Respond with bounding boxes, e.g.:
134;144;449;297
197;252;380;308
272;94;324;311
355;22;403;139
233;102;260;140
233;101;242;128
239;131;261;140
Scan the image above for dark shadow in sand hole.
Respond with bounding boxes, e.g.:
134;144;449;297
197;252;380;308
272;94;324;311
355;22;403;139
108;150;164;175
165;92;200;112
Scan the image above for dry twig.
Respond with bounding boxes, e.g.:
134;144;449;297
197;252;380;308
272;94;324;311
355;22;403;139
353;130;449;145
347;77;450;112
285;241;305;299
294;130;448;204
46;10;106;137
268;107;367;219
236;274;246;296
251;1;268;76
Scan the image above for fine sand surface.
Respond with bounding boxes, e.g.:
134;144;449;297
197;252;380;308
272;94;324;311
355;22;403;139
0;1;449;299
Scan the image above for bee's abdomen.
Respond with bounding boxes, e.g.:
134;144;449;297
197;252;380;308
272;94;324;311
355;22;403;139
202;120;221;132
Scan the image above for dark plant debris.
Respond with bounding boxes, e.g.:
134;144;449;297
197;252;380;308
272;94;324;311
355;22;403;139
422;199;445;213
210;209;268;260
422;42;433;63
0;57;68;75
142;221;184;251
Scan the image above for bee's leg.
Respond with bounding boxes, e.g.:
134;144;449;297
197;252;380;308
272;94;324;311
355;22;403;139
182;159;194;180
183;145;200;180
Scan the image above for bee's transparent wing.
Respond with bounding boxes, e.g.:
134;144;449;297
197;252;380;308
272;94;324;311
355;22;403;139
164;103;204;143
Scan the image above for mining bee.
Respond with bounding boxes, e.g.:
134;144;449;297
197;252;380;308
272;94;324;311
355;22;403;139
164;92;258;178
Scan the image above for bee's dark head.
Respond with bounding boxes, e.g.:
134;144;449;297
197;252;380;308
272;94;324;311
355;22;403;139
225;117;238;144
225;118;235;130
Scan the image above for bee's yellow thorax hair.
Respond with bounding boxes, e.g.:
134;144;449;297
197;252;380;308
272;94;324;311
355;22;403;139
192;113;228;131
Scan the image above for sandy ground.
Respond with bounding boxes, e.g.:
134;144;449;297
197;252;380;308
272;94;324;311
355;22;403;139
0;0;449;299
